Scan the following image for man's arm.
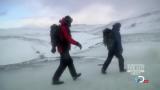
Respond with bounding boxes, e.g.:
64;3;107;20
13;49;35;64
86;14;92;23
61;26;78;45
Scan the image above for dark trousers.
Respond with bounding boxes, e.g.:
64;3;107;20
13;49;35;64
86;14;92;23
102;50;124;71
53;51;77;81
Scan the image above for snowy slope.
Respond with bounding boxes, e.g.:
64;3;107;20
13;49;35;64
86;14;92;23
0;41;160;90
0;10;160;65
0;10;160;90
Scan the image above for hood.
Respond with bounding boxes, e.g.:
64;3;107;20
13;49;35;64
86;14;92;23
59;17;66;26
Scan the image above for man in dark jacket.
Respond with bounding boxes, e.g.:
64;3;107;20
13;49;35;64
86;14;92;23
52;16;82;85
101;23;126;74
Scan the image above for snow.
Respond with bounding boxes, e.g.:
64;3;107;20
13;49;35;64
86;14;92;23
0;41;160;90
0;10;160;90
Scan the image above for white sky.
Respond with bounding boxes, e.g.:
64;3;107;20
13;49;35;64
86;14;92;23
0;0;160;29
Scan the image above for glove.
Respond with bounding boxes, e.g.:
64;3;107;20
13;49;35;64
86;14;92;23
77;42;82;50
51;47;56;53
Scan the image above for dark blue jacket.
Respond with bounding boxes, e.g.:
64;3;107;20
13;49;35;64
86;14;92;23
112;28;123;52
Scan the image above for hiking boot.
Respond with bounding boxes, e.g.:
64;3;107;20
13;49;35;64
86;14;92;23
120;69;127;72
52;80;64;85
101;69;107;74
73;73;81;80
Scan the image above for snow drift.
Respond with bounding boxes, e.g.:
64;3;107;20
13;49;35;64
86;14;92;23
0;10;160;90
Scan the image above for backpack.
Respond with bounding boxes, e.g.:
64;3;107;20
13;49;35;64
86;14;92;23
50;24;61;52
103;28;115;50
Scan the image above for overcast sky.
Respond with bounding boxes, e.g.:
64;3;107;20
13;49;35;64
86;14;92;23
0;0;160;29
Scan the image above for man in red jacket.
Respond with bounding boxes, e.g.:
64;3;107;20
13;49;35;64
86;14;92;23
52;16;82;85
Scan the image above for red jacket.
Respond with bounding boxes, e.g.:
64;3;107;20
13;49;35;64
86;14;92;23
57;18;78;53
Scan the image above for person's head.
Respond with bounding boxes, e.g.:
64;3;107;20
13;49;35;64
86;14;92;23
59;15;73;27
64;15;73;27
113;22;121;31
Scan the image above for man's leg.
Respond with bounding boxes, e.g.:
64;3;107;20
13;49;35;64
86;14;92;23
53;61;67;81
68;58;77;77
52;54;67;84
102;51;114;73
115;52;125;72
67;52;81;80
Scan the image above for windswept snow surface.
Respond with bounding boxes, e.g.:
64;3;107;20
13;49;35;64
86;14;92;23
1;10;160;65
0;10;160;90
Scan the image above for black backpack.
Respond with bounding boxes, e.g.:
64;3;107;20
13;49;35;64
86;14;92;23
103;28;115;50
50;24;61;50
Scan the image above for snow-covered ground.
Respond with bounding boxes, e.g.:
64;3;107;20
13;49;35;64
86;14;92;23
0;10;160;90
